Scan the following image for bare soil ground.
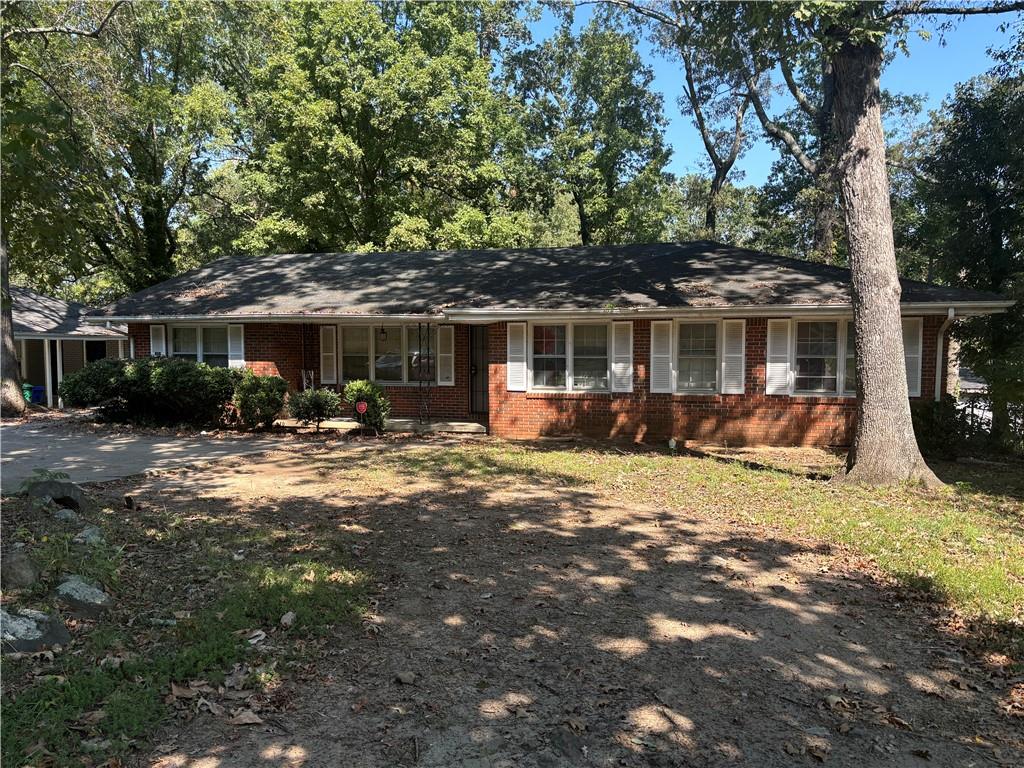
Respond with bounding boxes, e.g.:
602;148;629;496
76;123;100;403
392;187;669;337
89;442;1022;768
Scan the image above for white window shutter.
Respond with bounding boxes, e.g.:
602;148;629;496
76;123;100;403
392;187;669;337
611;321;633;392
902;317;922;397
506;323;527;391
721;319;745;394
228;324;245;369
320;325;337;385
437;325;455;386
149;325;166;357
766;319;791;395
649;320;673;393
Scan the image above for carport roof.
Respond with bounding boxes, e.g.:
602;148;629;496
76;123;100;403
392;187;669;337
12;286;126;339
87;241;1012;320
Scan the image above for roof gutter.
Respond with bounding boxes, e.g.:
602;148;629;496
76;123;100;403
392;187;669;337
441;300;1014;322
84;299;1014;325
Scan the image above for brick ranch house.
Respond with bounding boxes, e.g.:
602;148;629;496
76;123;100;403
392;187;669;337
86;241;1012;446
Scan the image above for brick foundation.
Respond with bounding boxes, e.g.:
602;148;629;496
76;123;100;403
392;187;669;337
127;315;949;446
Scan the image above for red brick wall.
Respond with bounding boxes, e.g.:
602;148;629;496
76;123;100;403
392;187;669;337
127;322;472;420
486;315;950;447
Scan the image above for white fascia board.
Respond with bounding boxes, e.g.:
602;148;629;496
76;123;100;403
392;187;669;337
83;312;443;324
441;300;1014;321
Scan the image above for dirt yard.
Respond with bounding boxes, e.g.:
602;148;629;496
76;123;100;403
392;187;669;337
65;441;1013;768
4;438;1021;767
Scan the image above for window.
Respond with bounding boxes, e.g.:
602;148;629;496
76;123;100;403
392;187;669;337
171;327;198;361
572;324;608;390
532;325;567;388
795;321;838;393
342;327;370;381
843;321;856;394
407;326;437;382
677;322;717;392
202;327;229;368
373;326;403;382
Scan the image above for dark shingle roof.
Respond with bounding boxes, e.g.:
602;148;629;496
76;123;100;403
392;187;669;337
12;287;126;338
89;241;1008;319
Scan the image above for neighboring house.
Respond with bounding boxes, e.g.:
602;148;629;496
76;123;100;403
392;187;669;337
12;287;127;408
86;241;1013;446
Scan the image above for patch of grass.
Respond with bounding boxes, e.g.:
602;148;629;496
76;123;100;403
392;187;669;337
0;559;367;764
377;444;1024;645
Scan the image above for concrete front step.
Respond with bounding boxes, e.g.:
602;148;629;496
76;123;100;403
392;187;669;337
274;417;486;434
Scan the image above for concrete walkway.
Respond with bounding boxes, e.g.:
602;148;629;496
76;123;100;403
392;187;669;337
0;421;281;492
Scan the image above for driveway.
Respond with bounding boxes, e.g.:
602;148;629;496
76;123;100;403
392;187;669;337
0;420;280;492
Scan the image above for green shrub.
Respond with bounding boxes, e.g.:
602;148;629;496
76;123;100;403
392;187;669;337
58;358;128;406
288;388;341;431
343;379;390;433
58;357;236;427
911;396;986;459
233;371;288;429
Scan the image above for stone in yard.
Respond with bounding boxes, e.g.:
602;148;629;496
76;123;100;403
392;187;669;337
73;526;105;546
24;479;86;511
395;670;417;685
1;550;39;589
55;575;113;618
1;608;71;653
54;508;80;524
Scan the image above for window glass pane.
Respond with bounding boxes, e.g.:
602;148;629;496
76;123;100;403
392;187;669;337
532;325;566;388
202;327;229;367
342;327;370;381
677;323;717;391
373;326;403;382
406;326;437;382
572;324;608;390
795;321;838;393
172;327;198;361
844;321;856;393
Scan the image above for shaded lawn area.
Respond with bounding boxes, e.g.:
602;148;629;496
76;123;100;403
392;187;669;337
385;443;1024;652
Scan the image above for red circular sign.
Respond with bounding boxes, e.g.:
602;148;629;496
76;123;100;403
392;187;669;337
355;401;368;414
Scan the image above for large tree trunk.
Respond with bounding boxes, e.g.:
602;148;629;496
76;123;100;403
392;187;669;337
832;38;940;487
1;227;27;417
705;170;725;234
572;188;591;246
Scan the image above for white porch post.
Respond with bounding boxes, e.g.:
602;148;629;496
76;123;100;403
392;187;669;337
43;339;53;408
20;339;26;379
56;340;64;409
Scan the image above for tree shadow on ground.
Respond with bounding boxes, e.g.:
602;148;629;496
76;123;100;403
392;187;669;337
87;446;1022;768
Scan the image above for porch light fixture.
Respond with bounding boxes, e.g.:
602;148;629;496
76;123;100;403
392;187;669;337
378;325;388;342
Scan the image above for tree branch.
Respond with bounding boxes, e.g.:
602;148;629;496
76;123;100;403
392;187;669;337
742;67;818;176
7;62;73;117
886;1;1024;18
681;50;722;170
2;1;126;42
779;55;819;121
577;0;683;32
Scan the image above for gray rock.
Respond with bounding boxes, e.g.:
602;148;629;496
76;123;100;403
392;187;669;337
1;550;39;589
73;526;105;546
24;478;86;511
1;608;71;653
395;670;417;685
55;575;112;618
54;508;80;524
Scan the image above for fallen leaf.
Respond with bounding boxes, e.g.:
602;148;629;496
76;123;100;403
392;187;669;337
171;682;198;699
198;697;225;717
229;709;263;726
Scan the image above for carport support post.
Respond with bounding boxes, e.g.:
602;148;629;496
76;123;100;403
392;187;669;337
19;339;26;379
56;340;64;409
43;338;52;408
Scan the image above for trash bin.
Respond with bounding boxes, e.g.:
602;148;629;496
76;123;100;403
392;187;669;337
31;385;45;404
21;383;32;402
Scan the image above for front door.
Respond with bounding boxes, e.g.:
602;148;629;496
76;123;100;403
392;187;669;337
470;325;489;415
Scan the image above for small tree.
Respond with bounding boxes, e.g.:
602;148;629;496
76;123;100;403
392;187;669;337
288;388;341;432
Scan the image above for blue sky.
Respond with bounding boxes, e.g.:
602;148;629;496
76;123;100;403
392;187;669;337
529;8;1019;187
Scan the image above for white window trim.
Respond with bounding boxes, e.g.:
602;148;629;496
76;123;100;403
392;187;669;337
336;323;449;386
526;321;613;393
790;317;847;398
167;323;232;366
674;318;723;395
